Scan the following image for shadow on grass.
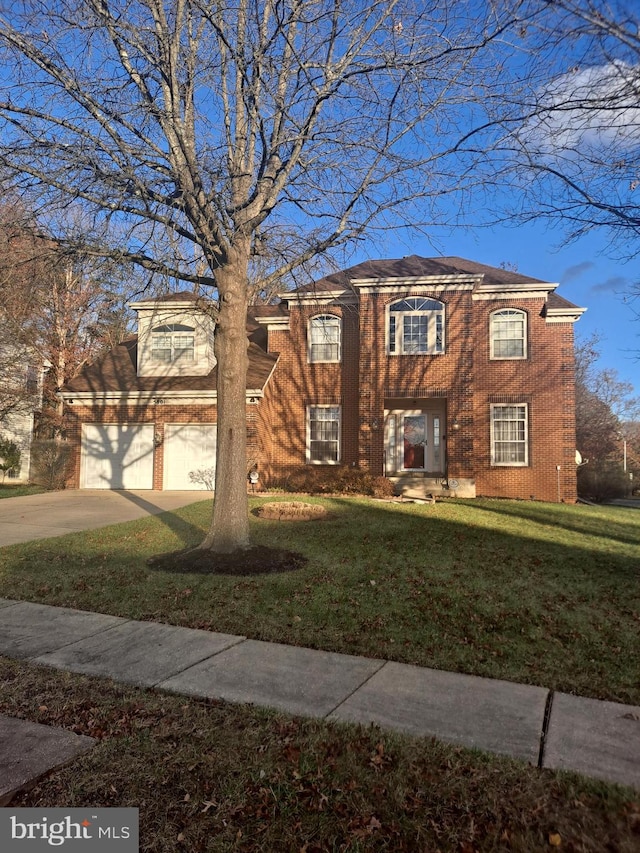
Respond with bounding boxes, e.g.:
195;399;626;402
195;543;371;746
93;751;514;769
0;496;638;702
464;497;640;549
115;490;208;546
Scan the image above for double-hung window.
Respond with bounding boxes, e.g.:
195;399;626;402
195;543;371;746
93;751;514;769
151;324;195;363
491;404;528;465
388;298;444;355
308;315;341;363
490;309;527;359
307;405;341;463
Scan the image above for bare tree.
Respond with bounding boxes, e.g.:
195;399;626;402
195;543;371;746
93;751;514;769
0;0;534;553
485;1;640;253
0;211;131;434
575;332;640;497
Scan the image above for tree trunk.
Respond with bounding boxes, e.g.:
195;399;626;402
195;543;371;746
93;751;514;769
198;252;251;553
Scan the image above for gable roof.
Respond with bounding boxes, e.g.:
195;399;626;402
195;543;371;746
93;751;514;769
60;338;278;396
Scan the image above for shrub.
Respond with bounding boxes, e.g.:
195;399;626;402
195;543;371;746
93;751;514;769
276;466;395;498
578;463;631;501
30;439;72;489
0;437;21;482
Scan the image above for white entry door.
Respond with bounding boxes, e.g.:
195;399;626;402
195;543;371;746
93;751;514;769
81;424;154;489
163;424;217;490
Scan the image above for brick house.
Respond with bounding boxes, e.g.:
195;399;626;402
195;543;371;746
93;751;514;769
60;256;586;502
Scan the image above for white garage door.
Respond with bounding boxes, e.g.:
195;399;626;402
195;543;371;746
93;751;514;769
163;424;217;490
81;424;154;489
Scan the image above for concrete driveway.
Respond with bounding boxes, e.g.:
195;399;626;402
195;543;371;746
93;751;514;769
0;490;206;547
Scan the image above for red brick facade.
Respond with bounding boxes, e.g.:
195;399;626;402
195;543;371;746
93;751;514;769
60;257;585;502
256;257;585;503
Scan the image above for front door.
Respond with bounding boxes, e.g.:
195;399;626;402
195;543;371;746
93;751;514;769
385;409;444;474
402;413;427;470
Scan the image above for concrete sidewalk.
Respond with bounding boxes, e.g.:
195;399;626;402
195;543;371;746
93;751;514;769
0;598;638;803
0;490;204;546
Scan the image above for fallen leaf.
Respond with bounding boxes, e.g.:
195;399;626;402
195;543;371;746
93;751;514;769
549;832;562;847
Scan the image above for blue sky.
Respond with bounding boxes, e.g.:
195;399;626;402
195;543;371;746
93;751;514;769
362;220;639;396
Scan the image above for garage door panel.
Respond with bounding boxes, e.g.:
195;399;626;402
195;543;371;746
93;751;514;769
164;424;217;490
81;424;154;489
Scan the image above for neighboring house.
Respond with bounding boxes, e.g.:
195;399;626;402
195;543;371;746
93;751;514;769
0;348;48;482
60;256;586;502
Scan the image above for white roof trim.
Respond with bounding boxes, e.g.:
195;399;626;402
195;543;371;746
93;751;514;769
253;314;290;328
545;306;587;324
473;281;559;300
280;293;358;307
59;389;265;404
129;299;206;309
357;283;474;295
351;273;483;287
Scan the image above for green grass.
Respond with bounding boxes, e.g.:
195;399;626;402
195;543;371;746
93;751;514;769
0;483;47;498
1;496;639;703
2;658;638;853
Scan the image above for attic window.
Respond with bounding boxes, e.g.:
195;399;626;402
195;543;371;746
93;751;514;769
151;324;195;363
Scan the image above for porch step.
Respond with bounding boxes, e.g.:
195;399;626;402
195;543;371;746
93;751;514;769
390;475;476;499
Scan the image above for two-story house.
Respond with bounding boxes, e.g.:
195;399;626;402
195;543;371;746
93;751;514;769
60;256;586;502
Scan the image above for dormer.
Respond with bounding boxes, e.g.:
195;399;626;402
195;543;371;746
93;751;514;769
129;293;216;378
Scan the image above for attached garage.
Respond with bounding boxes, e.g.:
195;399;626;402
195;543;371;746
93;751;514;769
163;424;217;490
81;424;155;489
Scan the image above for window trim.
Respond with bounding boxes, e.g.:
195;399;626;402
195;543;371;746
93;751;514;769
490;403;529;467
387;297;445;355
306;404;341;464
308;314;342;363
490;308;527;360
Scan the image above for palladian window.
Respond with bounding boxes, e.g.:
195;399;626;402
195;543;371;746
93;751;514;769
388;297;444;355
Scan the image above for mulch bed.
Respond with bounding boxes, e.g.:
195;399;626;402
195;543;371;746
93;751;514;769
147;545;307;576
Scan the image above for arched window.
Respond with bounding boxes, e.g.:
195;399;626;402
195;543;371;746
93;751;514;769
151;323;195;362
490;309;527;359
308;315;341;363
387;297;444;355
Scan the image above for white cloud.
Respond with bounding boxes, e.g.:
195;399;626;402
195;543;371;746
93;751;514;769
525;61;640;153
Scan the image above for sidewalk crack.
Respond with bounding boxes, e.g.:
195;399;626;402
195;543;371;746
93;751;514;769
538;690;554;768
323;659;388;719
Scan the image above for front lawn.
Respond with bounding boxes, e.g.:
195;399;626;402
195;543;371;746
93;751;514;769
2;658;638;852
0;483;47;498
0;496;638;703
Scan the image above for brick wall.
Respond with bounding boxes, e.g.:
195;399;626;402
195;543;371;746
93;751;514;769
261;289;578;502
262;303;360;481
63;290;578;502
